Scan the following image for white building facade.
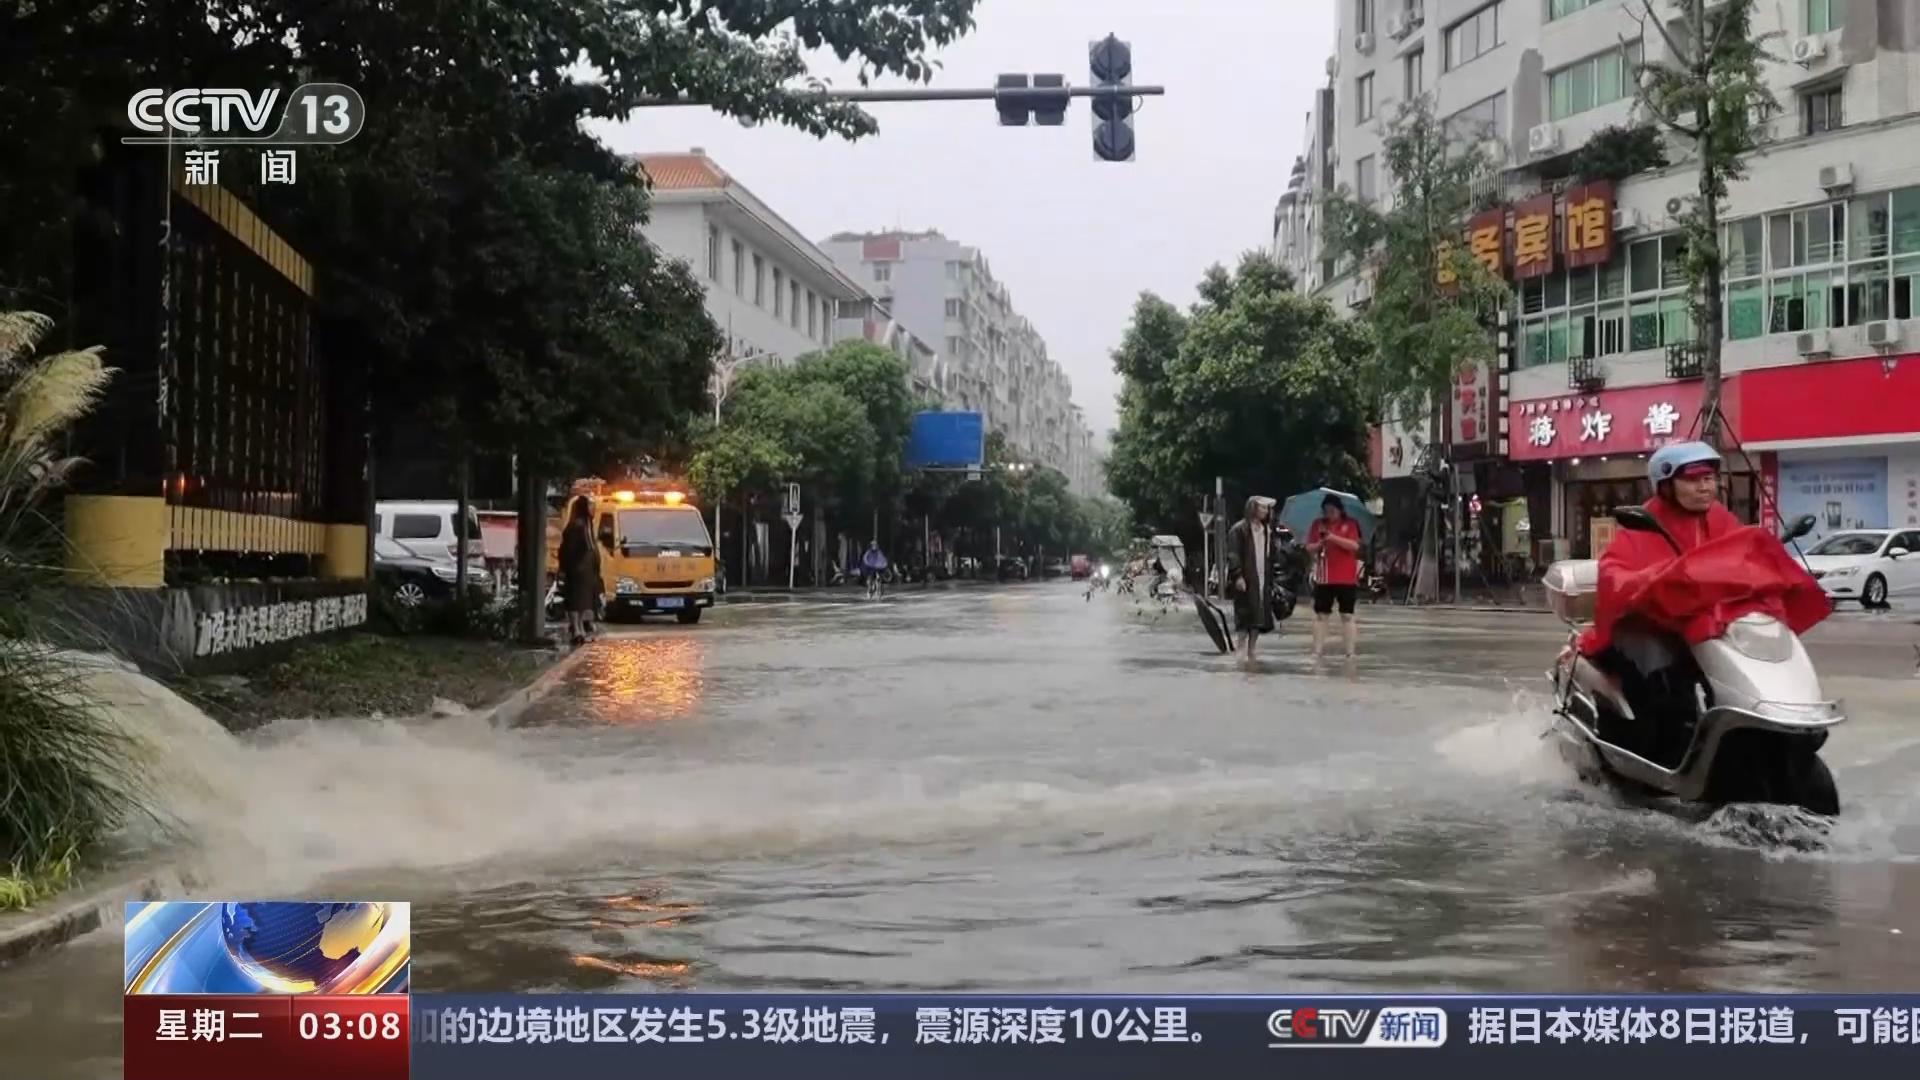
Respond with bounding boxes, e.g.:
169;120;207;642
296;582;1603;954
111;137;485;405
1286;0;1920;562
635;150;866;366
820;230;1101;495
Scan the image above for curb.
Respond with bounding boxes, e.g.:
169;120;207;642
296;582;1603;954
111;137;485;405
0;858;203;969
472;642;595;727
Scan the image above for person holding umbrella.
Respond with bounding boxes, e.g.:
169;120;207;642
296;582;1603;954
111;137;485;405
1305;492;1364;659
1224;496;1278;668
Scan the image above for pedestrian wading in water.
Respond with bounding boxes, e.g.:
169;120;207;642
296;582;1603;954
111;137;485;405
1306;492;1363;659
1225;495;1278;668
558;494;602;647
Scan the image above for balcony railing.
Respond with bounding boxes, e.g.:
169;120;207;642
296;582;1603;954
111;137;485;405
1567;355;1606;391
1665;341;1705;380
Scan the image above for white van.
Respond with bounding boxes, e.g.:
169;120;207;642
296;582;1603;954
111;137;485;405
374;501;488;576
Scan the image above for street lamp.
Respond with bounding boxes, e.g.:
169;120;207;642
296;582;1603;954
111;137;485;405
709;352;746;560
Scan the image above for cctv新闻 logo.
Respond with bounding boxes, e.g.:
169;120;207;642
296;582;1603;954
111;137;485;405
1266;1006;1448;1048
127;89;282;136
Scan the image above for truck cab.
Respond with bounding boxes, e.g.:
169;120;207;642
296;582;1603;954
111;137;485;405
550;479;717;624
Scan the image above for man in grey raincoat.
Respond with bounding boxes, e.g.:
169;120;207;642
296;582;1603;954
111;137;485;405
1224;495;1277;667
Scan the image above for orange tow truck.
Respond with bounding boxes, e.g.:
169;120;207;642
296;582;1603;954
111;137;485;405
548;477;717;624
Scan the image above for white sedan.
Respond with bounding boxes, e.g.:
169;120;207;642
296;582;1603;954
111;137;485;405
1799;528;1920;609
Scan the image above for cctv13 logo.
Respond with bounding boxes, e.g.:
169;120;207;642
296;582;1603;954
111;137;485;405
1266;1006;1449;1047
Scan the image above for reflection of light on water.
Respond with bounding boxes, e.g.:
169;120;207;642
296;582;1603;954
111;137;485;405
571;955;692;980
576;638;706;722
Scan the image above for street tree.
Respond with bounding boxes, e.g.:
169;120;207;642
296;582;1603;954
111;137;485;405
786;341;919;521
1320;96;1508;601
1631;0;1778;446
1106;251;1374;545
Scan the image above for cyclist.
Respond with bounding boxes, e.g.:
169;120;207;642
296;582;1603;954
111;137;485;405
861;541;889;598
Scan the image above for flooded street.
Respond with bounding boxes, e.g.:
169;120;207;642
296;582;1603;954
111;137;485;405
4;585;1919;1075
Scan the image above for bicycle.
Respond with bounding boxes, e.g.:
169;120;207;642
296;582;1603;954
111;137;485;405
864;571;882;600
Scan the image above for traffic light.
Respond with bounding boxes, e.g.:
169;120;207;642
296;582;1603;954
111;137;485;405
1089;34;1134;162
994;73;1069;126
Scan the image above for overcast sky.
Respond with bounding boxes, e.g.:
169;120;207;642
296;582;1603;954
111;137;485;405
591;0;1337;439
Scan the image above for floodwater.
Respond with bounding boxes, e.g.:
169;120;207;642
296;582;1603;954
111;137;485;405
4;587;1918;1076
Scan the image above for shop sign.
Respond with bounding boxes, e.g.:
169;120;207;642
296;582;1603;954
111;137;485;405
1563;182;1615;270
1507;383;1700;461
1511;195;1555;279
1452;361;1490;446
1468;209;1505;278
1775;457;1888;548
1759;453;1779;533
1896;455;1920;528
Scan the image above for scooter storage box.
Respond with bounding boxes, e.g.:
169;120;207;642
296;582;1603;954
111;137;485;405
1542;559;1600;624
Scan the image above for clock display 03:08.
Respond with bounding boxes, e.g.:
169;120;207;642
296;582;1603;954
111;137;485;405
299;1011;403;1040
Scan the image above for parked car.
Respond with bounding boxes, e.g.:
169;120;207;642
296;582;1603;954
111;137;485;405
375;500;488;579
1800;528;1920;609
372;535;460;608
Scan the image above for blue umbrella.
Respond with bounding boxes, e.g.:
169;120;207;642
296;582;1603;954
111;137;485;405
1278;487;1376;545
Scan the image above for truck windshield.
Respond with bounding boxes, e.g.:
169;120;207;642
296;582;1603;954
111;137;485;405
615;509;712;553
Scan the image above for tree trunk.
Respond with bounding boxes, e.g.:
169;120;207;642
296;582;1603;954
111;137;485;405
514;455;548;644
1413;389;1444;603
1696;73;1726;449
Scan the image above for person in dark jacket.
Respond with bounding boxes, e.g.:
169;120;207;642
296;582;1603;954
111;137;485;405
557;495;602;647
1224;495;1278;667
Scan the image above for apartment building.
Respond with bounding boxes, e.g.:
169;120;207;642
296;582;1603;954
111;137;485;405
1286;0;1920;561
833;294;950;406
634;150;865;366
820;229;1102;494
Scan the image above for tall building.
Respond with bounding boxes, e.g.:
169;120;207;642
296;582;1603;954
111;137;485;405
633;149;866;366
1287;0;1920;563
820;229;1101;494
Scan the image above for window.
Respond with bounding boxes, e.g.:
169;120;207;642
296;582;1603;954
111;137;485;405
1803;84;1843;135
790;281;801;327
1355;155;1377;202
1714;186;1920;341
1548;42;1642;121
773;269;785;317
1445;92;1506;145
945;299;962;317
1516;256;1631;369
392;514;442;540
1405;49;1424;98
1806;0;1843;34
873;262;892;282
1356;73;1375;122
731;239;745;294
706;225;722;280
752;254;766;305
806;291;818;338
1356;0;1374;34
1548;0;1598;18
946;261;961;280
1445;2;1504;71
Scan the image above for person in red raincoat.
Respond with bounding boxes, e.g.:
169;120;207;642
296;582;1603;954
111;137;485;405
1577;441;1742;659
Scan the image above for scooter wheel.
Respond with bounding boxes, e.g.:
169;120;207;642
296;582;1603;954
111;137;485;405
1782;754;1840;817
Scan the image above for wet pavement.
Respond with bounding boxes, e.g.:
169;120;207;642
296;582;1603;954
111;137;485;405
4;585;1919;1076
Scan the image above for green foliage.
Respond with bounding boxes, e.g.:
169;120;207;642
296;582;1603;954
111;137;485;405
0;313;142;894
1320;96;1509;433
1105;251;1375;536
1569;123;1672;183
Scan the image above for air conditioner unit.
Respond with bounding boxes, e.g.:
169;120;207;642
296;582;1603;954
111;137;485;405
1527;123;1562;155
1351;280;1374;306
1386;13;1412;39
1407;7;1426;29
1819;163;1855;191
1866;320;1902;348
1326;55;1340;78
1791;37;1827;65
1795;330;1831;357
1612;207;1645;232
1355;31;1375;53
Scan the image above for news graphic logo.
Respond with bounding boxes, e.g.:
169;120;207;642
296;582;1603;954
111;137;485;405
124;902;409;1080
1266;1005;1449;1048
124;84;366;145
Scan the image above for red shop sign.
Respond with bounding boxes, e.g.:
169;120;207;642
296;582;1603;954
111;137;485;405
1507;382;1719;461
1737;353;1920;444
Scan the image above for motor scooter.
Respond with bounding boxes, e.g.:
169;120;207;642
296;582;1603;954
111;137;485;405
1543;507;1841;816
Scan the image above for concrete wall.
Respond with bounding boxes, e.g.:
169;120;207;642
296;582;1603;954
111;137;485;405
62;579;371;675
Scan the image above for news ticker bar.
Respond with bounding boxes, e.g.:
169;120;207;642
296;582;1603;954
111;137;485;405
123;994;1920;1080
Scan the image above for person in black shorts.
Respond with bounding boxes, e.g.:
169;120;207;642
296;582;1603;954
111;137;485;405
1305;493;1363;659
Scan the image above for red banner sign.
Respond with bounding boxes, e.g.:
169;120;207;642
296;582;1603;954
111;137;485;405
1506;382;1710;461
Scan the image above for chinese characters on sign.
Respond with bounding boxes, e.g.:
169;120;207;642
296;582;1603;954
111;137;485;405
1465;1005;1800;1045
1469;210;1504;278
1511;195;1554;279
1452;362;1489;445
416;1003;1196;1046
1434;180;1617;286
1515;394;1687;456
179;150;300;187
1563;181;1615;269
194;593;369;657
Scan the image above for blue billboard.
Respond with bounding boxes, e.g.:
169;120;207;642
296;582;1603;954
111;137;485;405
905;411;985;469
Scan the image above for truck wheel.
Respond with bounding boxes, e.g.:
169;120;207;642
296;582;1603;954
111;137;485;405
676;608;702;625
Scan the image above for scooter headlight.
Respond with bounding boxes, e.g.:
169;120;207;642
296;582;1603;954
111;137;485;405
1723;614;1796;663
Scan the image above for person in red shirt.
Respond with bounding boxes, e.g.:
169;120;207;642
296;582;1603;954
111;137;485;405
1305;493;1364;659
